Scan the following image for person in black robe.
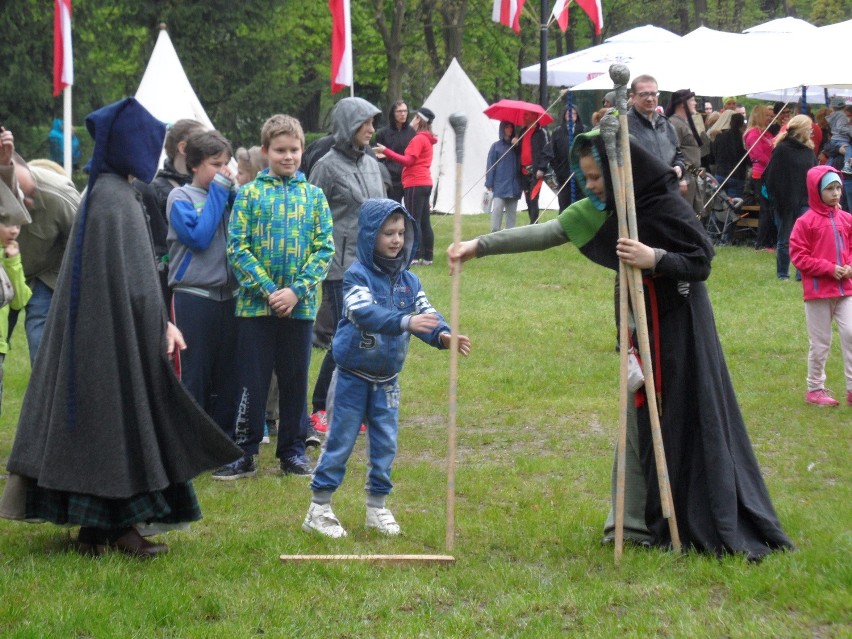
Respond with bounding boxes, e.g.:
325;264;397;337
0;98;241;558
448;128;794;561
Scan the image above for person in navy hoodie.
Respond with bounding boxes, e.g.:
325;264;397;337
302;198;471;538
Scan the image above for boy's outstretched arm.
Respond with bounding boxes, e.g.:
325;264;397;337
439;332;472;357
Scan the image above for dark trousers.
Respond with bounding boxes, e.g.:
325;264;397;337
774;205;808;279
754;176;777;249
387;183;404;204
404;185;434;260
522;173;540;224
312;279;344;413
232;316;313;458
172;292;238;431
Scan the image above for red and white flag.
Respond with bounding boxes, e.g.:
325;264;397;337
53;0;73;96
575;0;603;35
492;0;526;34
550;0;571;31
551;0;603;35
328;0;353;94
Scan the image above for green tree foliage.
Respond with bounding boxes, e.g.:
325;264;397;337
0;0;846;158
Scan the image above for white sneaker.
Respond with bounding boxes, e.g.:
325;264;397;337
365;506;401;535
302;503;347;538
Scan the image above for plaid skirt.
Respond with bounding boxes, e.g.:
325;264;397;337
24;481;202;530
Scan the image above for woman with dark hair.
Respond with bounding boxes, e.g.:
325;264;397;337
374;100;415;203
763;114;817;280
448;128;793;561
375;107;437;264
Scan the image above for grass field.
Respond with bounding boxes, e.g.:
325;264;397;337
0;212;849;638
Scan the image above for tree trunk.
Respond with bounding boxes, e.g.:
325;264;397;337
693;0;708;27
419;0;443;78
440;0;468;67
677;4;690;33
373;0;407;108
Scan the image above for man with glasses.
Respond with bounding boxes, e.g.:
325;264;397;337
626;75;686;191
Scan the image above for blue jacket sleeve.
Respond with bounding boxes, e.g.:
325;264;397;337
410;281;450;348
169;178;232;252
342;268;408;336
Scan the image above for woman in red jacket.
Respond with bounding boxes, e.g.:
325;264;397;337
375;107;437;264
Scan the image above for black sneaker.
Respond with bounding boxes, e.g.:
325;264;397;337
280;455;313;476
305;426;322;448
211;455;257;481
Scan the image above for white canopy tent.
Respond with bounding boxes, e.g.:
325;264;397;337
520;25;679;87
135;26;215;129
567;22;852;99
744;17;851;103
423;58;556;214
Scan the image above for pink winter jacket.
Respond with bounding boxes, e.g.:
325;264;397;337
744;127;774;179
789;165;852;301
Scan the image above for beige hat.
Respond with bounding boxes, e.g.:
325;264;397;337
0;179;31;225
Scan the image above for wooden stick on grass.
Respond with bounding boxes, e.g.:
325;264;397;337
280;554;456;565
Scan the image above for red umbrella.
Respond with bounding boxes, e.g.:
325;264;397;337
483;99;555;127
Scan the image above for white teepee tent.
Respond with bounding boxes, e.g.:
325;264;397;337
423;58;556;214
135;25;215;129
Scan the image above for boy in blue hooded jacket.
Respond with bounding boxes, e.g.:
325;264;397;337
303;198;471;537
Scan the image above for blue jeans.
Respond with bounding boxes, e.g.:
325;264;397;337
25;280;53;365
312;279;343;412
232;316;313;458
311;368;400;496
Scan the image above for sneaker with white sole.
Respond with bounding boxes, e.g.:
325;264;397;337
302;503;347;538
805;388;840;406
211;455;257;480
365;506;401;535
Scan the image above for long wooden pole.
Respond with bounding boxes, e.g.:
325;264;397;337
280;554;455;565
599;113;631;564
609;64;681;552
445;113;467;552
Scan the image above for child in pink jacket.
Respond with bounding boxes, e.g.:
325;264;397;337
789;166;852;407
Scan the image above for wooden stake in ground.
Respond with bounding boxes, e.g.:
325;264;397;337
445;112;467;553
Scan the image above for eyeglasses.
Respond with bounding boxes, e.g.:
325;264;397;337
636;91;660;99
396;109;408;114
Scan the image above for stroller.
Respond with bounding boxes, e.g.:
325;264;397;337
700;173;745;245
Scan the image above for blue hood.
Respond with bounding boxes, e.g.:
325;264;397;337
356;198;418;272
85;97;166;184
66;98;166;430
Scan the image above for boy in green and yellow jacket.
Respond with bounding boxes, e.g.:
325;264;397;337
219;114;333;480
